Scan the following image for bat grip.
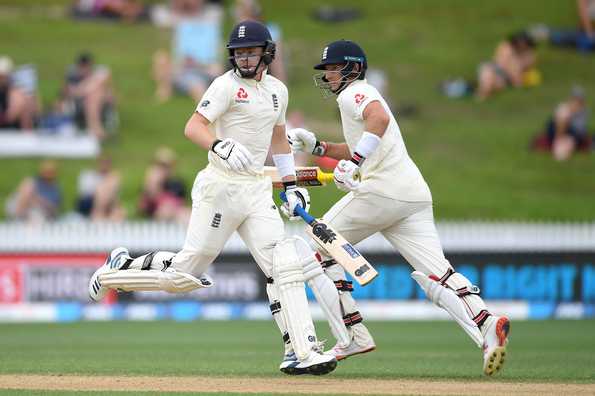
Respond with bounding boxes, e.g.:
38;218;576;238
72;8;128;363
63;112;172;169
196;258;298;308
279;191;316;224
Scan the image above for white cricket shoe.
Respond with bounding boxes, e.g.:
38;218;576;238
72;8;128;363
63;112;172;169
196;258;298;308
325;338;376;361
482;315;510;376
325;323;376;361
88;247;130;302
279;351;337;376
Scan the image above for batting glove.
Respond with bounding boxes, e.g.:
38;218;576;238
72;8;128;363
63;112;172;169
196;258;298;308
211;138;254;173
333;159;361;192
287;128;327;156
280;181;311;221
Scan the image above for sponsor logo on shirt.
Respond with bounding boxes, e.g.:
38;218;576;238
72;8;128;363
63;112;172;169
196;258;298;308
355;93;366;105
200;100;210;108
235;87;249;103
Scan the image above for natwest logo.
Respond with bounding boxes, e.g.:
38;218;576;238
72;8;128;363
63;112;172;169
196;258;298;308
235;87;249;103
237;88;248;99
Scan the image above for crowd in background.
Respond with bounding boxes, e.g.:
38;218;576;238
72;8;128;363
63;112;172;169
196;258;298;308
0;52;116;140
1;0;594;224
4;146;193;225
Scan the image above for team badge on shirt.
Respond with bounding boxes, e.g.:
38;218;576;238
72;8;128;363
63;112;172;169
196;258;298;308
355;93;366;105
272;94;279;111
235;88;249;103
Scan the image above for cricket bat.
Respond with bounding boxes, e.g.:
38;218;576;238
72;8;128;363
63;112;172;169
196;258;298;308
264;166;334;188
280;192;378;286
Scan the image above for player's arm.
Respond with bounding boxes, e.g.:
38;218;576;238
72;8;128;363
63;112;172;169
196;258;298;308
270;124;296;183
272;124;311;220
325;100;389;161
184;112;216;150
362;101;389;139
330;100;388;191
320;142;352;161
184;111;253;172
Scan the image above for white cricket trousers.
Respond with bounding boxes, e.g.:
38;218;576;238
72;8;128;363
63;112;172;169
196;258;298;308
171;166;284;278
322;190;451;277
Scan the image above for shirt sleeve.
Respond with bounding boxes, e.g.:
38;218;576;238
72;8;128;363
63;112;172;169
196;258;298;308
342;84;383;121
275;82;288;126
195;77;231;123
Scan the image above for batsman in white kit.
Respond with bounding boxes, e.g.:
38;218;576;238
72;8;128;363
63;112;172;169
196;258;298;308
287;40;510;376
87;21;337;375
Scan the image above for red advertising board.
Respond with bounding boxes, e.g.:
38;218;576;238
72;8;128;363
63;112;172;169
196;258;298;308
0;254;106;303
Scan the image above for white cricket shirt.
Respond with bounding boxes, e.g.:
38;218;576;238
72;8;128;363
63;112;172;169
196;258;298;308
337;79;432;202
196;69;288;175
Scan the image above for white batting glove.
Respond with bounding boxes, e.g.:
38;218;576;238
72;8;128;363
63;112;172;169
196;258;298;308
281;184;311;221
287;128;316;153
211;138;254;173
287;128;328;156
333;159;361;192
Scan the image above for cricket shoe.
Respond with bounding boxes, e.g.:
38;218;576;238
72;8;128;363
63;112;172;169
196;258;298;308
324;338;376;361
325;323;376;361
279;351;337;376
88;247;130;302
482;315;510;376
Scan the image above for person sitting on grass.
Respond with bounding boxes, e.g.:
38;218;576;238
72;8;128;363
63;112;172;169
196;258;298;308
5;160;62;223
0;56;40;130
476;31;538;100
152;0;223;102
76;155;127;222
543;0;595;53
138;147;190;225
63;53;116;140
532;86;592;161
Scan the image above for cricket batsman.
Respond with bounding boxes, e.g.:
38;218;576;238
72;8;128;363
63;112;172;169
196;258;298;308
87;21;337;376
288;40;510;376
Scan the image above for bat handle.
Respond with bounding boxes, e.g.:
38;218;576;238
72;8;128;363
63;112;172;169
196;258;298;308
279;191;316;224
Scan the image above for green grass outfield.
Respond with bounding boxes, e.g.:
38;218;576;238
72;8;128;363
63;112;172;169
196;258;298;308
0;0;594;220
0;320;594;394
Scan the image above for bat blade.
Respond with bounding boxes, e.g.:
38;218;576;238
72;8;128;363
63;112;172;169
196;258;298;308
305;222;378;286
279;192;378;286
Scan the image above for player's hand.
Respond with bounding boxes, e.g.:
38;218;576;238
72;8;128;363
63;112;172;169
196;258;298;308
281;185;311;221
211;138;254;173
287;128;317;154
333;159;361;192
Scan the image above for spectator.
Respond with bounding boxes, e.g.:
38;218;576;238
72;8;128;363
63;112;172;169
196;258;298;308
63;53;116;140
545;0;595;52
138;147;190;224
476;31;538;100
0;56;39;130
71;0;148;23
533;86;591;161
76;155;126;221
578;0;595;42
233;0;287;82
152;0;223;102
5;160;62;223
